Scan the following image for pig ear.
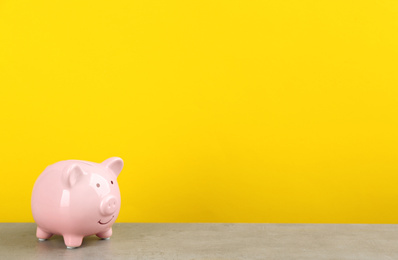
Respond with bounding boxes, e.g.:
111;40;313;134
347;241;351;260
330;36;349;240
63;164;85;187
102;157;123;177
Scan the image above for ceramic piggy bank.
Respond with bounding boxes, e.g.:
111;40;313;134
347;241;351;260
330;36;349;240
31;157;123;249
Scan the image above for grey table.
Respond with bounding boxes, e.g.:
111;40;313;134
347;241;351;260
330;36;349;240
0;223;397;259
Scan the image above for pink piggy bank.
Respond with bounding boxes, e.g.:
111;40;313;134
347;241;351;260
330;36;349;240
31;157;123;249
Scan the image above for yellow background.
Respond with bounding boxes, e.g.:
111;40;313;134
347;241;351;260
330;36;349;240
0;0;398;223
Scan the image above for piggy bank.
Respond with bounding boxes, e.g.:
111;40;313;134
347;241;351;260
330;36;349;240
31;157;123;249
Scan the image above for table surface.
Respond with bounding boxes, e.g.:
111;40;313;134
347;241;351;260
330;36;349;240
1;223;397;259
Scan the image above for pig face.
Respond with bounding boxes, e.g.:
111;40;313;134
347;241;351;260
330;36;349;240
62;157;123;233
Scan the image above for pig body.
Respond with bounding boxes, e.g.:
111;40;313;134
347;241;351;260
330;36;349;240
31;157;123;248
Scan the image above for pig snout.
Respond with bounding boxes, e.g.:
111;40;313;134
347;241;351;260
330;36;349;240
100;195;118;216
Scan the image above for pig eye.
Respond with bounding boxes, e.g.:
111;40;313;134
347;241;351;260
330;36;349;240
111;181;113;184
96;183;100;188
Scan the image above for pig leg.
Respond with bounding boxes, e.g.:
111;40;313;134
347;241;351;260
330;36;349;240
36;226;52;241
63;234;83;249
96;227;112;240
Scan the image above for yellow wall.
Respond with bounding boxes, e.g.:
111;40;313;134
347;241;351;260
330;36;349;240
1;0;397;223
